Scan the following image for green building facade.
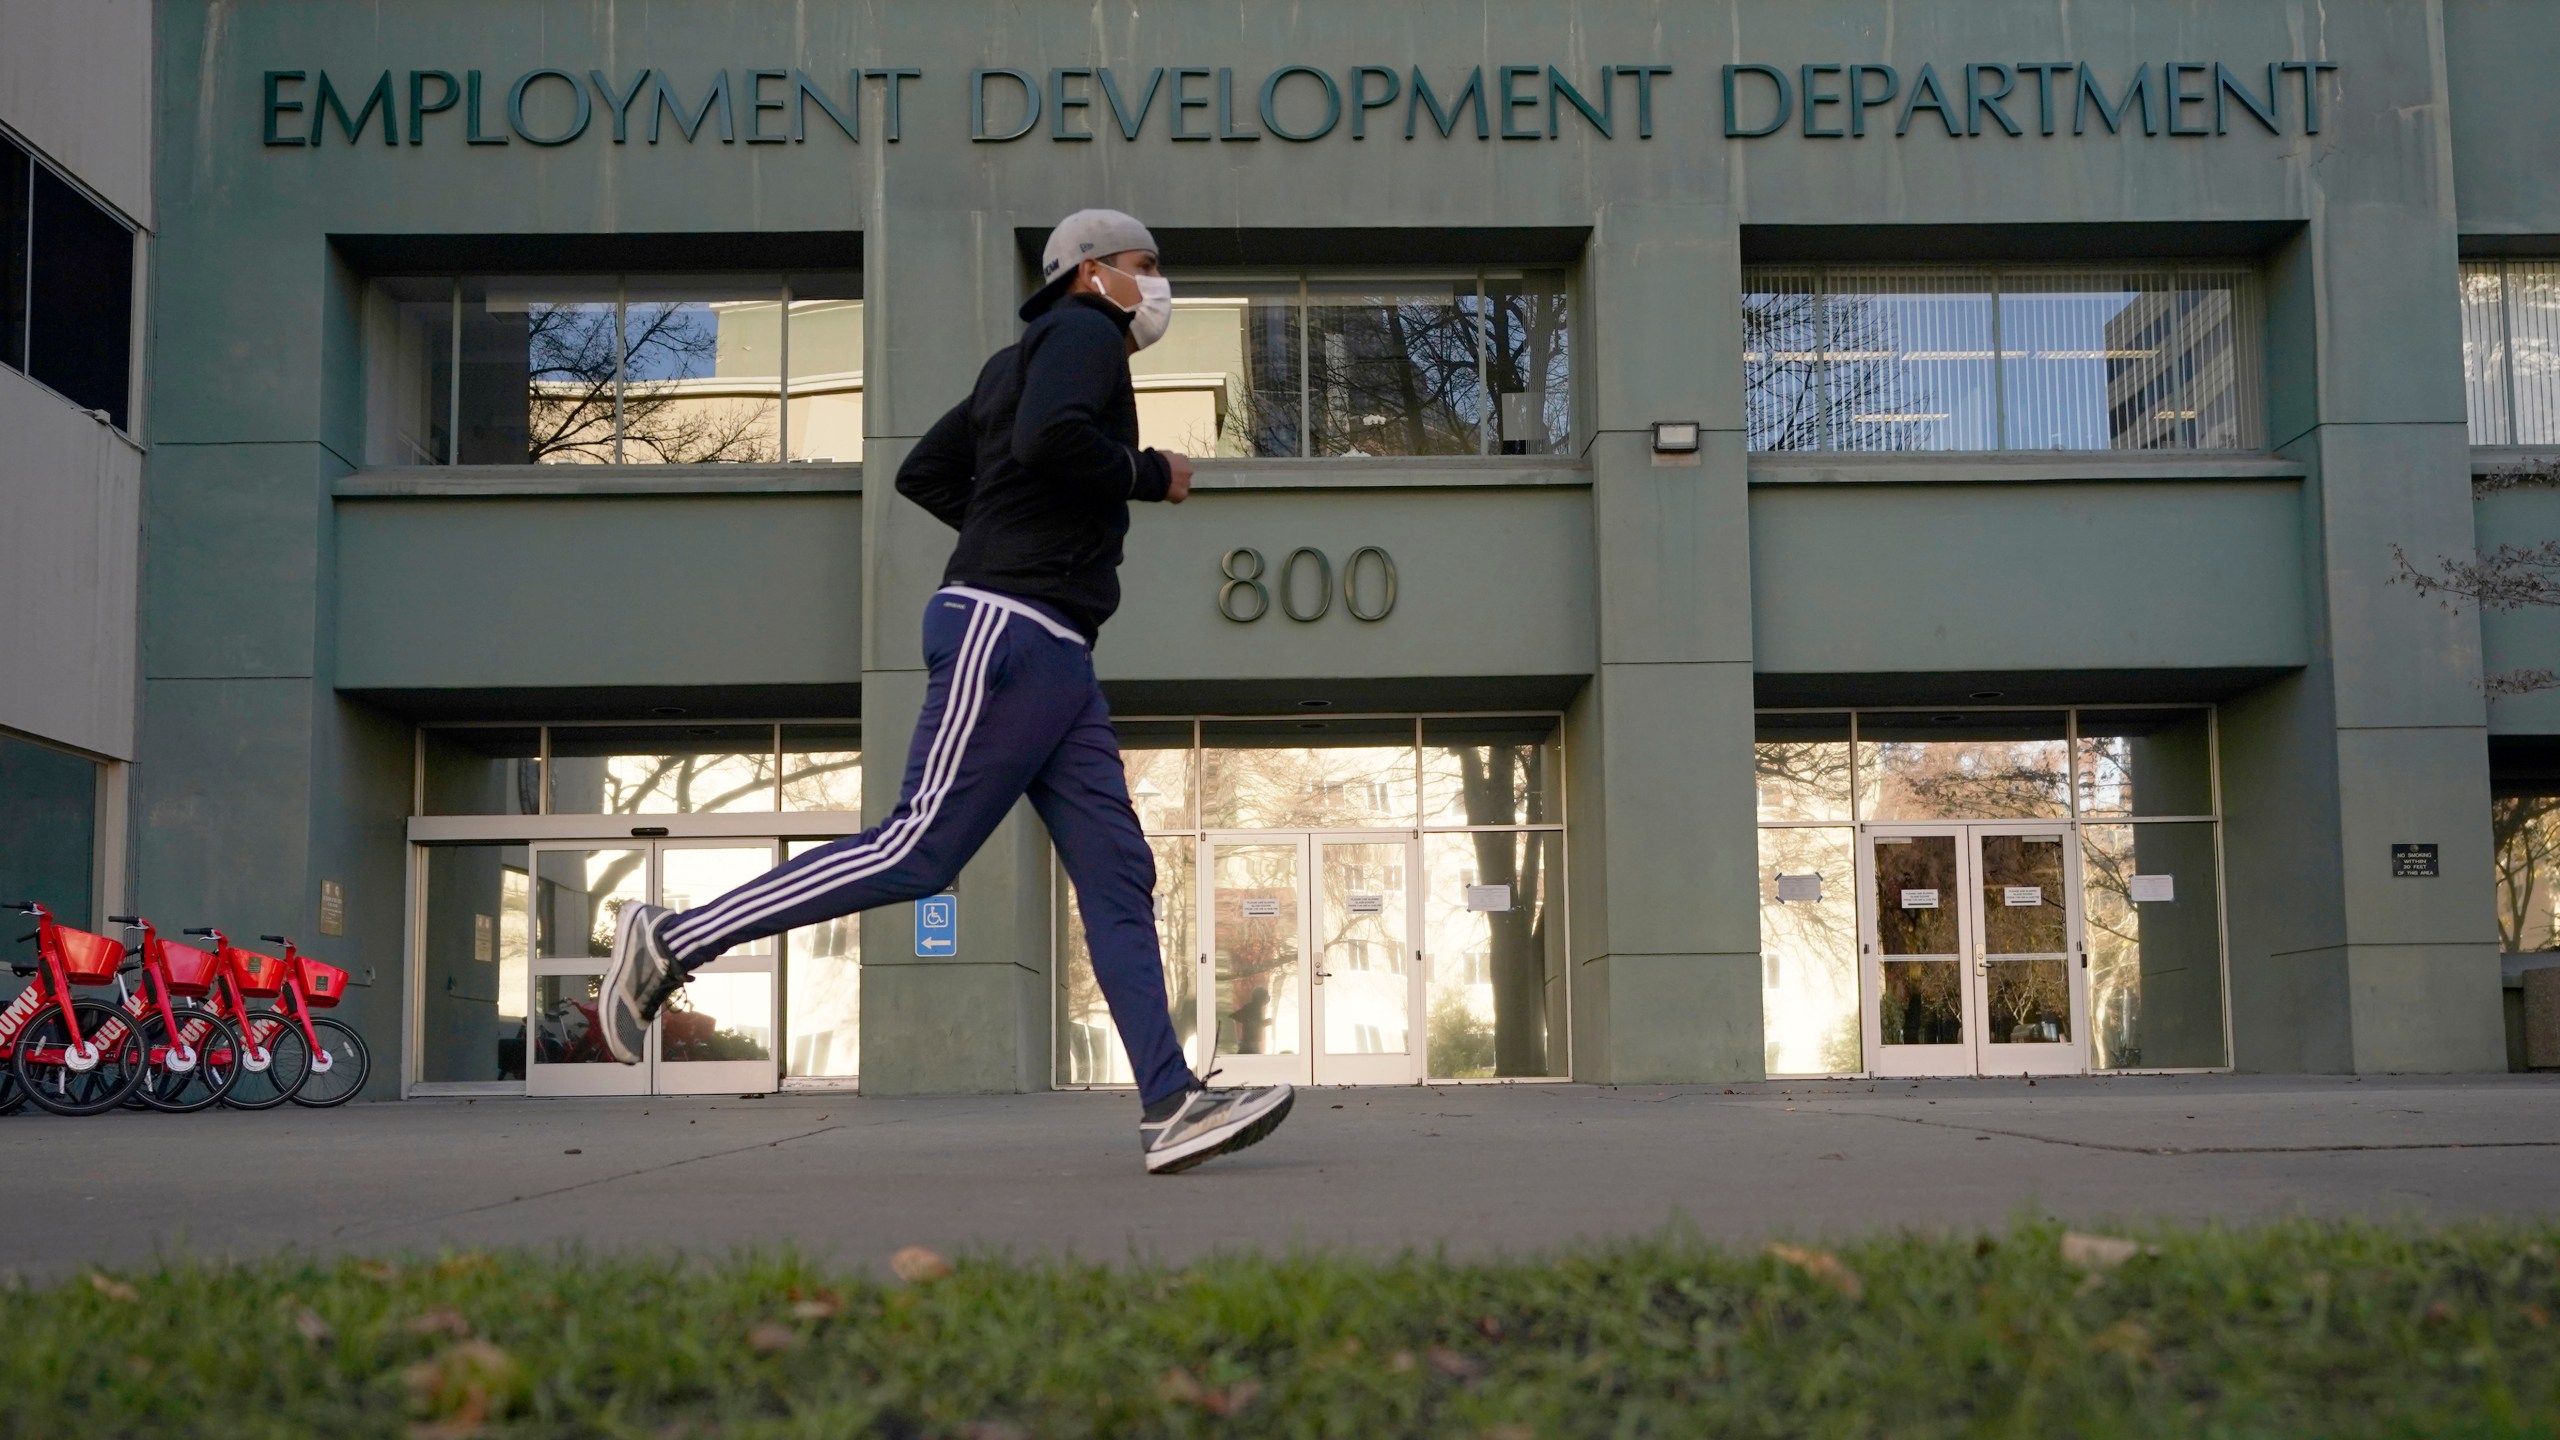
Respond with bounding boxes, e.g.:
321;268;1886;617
9;0;2559;1100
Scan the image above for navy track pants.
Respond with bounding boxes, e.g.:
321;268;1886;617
658;587;1196;1106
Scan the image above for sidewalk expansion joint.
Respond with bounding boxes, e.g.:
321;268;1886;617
327;1124;847;1242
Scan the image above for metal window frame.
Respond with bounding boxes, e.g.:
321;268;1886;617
1742;261;2271;457
1049;710;1573;1090
1750;703;2231;1079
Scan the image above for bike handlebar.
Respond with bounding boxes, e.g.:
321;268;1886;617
108;914;141;926
14;932;32;945
3;902;35;913
181;927;216;937
259;934;287;944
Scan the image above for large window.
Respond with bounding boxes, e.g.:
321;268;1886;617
2496;792;2560;957
0;129;137;430
0;732;101;949
2461;260;2560;446
1055;716;1568;1087
412;721;862;1087
1132;270;1571;458
366;274;862;466
421;723;861;816
1743;266;2263;453
1756;708;2226;1077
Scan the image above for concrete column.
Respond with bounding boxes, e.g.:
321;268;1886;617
131;248;411;1098
855;202;1053;1094
1567;201;1763;1083
2222;89;2505;1073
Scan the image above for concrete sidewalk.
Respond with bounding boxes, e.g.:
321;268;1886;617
7;1074;2560;1277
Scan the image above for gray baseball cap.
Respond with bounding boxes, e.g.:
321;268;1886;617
1021;208;1158;320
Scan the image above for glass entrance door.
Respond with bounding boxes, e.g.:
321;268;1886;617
1860;825;2086;1077
524;840;780;1097
1199;832;1421;1086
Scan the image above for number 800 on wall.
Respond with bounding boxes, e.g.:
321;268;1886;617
1218;546;1397;624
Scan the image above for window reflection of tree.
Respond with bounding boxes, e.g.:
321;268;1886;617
1874;742;2071;819
1216;846;1299;1055
2495;797;2560;953
1307;291;1484;457
523;302;778;464
1743;290;1927;453
1204;746;1411;829
2081;827;2143;1066
1453;745;1551;1075
1754;741;1854;819
1759;826;1861;1073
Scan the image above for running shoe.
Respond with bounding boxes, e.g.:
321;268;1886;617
597;903;684;1066
1140;1080;1294;1175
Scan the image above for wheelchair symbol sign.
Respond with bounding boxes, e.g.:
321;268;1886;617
914;894;958;956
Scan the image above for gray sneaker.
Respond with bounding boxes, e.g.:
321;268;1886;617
597;903;684;1066
1141;1082;1294;1175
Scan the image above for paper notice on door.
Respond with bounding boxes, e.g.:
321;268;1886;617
1240;897;1282;919
1900;888;1940;910
1775;873;1823;904
2130;873;2176;903
2003;886;2044;907
1347;893;1385;915
1466;884;1513;913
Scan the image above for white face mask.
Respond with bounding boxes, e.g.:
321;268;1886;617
1095;262;1174;351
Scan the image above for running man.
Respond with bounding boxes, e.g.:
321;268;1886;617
594;210;1293;1175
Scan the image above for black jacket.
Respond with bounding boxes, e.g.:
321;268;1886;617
894;294;1174;642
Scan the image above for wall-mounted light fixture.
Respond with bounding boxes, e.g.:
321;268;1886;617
1650;421;1701;454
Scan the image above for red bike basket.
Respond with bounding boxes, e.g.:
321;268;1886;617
226;946;289;998
157;940;220;997
55;927;125;984
297;958;350;1009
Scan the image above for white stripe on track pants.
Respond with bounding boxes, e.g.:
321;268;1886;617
658;589;1196;1105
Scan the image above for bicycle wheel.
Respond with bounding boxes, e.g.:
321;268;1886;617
12;1001;147;1116
136;1006;244;1113
219;1009;312;1110
0;1063;23;1116
289;1017;371;1108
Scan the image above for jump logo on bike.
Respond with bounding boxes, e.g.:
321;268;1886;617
0;984;44;1050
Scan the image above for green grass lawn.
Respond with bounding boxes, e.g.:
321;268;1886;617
6;1219;2560;1437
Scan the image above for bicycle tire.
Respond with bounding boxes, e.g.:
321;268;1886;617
12;1001;147;1116
137;1006;245;1114
0;1064;22;1116
219;1009;312;1111
288;1017;371;1108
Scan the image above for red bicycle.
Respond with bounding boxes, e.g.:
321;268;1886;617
103;916;246;1112
186;927;369;1108
1;902;147;1116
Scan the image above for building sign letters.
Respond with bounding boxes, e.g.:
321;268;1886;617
259;60;2341;148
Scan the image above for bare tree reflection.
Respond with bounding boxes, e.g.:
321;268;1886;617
1743;291;1923;452
2495;795;2560;953
523;303;778;464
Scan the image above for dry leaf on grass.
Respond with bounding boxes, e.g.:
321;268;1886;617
355;1261;402;1284
405;1308;473;1339
1158;1368;1260;1416
789;1295;844;1322
86;1273;138;1303
2060;1232;2145;1272
747;1322;802;1354
404;1339;522;1433
1426;1345;1484;1379
1766;1243;1865;1300
292;1307;335;1345
889;1246;953;1283
1388;1350;1418;1373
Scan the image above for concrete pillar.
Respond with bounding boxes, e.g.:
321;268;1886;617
131;248;411;1097
2221;94;2505;1073
855;202;1054;1094
1566;201;1763;1083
